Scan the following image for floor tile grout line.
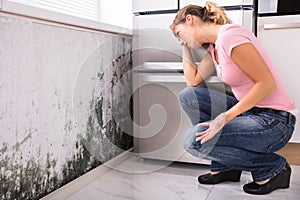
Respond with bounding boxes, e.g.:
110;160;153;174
205;185;214;200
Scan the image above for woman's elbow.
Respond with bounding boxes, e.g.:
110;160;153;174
185;75;203;87
186;80;201;87
266;78;277;94
270;82;277;93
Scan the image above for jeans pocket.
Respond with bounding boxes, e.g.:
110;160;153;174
249;113;275;126
266;122;293;153
266;135;287;153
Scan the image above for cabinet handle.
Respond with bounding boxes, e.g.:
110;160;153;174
264;23;300;30
142;75;221;83
142;75;186;83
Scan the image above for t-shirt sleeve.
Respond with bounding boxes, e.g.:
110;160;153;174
221;28;251;57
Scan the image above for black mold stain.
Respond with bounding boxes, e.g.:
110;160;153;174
60;141;101;187
82;47;133;163
0;140;100;200
0;143;59;200
105;50;133;151
0;37;132;200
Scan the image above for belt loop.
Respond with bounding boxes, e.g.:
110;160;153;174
288;113;295;125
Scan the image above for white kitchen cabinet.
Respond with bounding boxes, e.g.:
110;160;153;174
257;15;300;143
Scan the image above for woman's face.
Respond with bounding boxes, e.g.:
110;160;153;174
173;15;203;49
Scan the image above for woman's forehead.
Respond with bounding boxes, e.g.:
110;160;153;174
173;25;183;38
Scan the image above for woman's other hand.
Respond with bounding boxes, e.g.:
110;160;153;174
196;113;226;144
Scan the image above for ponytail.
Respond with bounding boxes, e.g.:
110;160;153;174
205;1;232;24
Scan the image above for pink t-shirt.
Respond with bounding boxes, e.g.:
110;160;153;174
209;24;296;112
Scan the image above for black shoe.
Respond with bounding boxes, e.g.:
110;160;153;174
198;169;242;184
243;163;291;195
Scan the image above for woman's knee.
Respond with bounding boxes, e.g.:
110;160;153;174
182;125;207;151
179;87;194;105
179;86;208;106
182;126;197;151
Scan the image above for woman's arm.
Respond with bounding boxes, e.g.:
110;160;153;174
182;45;216;86
225;43;277;123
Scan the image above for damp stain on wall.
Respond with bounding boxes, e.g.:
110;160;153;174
0;142;59;199
0;139;102;199
0;13;133;200
79;49;134;165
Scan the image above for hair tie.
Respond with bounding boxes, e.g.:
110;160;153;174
202;6;207;15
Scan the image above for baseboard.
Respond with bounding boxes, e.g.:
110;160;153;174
41;148;134;200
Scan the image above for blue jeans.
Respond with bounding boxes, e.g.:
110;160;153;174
179;86;295;182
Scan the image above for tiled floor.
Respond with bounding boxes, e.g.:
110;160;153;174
67;156;300;200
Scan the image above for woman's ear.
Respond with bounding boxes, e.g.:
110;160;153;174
185;14;193;25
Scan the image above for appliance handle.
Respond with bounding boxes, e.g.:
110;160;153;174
142;75;186;83
263;22;300;30
142;75;221;83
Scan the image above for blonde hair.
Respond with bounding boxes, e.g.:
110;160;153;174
170;1;231;32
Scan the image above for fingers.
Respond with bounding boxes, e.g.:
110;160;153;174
196;131;214;143
195;113;226;144
195;128;219;143
195;132;209;141
201;135;212;144
195;128;210;141
197;122;210;126
195;130;208;136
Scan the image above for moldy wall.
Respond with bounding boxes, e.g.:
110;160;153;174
0;12;133;200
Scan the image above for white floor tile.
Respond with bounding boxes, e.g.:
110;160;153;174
67;157;300;200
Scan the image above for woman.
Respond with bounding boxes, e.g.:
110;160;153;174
170;1;297;195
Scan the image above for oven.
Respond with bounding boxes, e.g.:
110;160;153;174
133;62;225;164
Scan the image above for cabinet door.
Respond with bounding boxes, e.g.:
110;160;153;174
257;15;300;143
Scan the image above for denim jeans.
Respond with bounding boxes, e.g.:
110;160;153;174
179;86;295;182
